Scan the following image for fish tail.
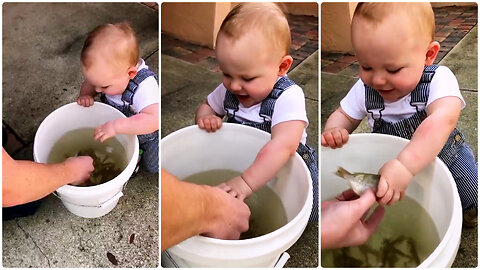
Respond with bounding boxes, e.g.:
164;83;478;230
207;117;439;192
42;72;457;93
335;166;351;178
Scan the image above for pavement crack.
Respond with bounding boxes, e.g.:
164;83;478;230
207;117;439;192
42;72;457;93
16;220;52;267
460;88;477;92
144;49;159;61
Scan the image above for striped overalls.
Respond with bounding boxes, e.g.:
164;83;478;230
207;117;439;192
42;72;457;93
224;76;319;222
102;68;159;173
365;65;477;211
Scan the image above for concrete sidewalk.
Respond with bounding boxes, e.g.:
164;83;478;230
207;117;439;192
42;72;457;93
2;3;159;267
161;49;319;267
321;26;478;267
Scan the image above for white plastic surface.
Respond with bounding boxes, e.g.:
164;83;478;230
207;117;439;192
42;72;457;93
161;124;313;267
321;133;462;267
34;102;139;218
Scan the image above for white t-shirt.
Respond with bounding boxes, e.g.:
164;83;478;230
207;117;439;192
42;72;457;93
340;66;465;131
207;77;309;144
106;58;159;114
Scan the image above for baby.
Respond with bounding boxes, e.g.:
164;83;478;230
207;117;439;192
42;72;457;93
195;3;318;221
77;22;159;173
322;3;477;225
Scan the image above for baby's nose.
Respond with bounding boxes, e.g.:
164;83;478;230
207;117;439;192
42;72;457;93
371;73;387;88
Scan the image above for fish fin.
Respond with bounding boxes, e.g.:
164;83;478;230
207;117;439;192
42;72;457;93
335;166;351;178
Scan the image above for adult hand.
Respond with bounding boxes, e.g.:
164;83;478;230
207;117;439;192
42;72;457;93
63;156;94;185
321;189;385;249
202;185;250;239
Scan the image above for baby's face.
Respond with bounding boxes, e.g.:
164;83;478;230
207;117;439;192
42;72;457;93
352;13;431;102
82;56;131;96
215;31;283;108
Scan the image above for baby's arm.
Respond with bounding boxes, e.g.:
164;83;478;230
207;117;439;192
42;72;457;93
377;96;462;205
195;99;223;132
321;107;361;148
219;120;305;200
77;81;97;107
94;103;159;142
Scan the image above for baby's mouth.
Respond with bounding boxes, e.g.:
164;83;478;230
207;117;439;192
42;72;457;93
377;89;394;94
236;94;249;100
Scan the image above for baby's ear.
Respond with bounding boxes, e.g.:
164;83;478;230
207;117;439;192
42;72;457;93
424;41;440;66
127;66;138;79
278;55;293;76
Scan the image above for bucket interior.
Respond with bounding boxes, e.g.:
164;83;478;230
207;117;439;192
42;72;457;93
34;102;135;165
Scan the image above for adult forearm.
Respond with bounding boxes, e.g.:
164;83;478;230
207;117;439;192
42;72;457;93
2;159;72;207
161;170;207;250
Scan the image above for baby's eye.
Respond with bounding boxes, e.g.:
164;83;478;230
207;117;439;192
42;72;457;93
387;67;403;73
223;73;231;78
243;77;256;82
361;66;372;71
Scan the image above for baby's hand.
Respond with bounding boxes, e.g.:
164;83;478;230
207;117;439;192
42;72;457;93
217;176;253;201
376;158;413;206
321;127;349;148
94;120;117;143
197;115;222;132
77;95;94;107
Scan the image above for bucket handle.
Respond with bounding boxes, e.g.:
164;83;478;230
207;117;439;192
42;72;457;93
274;252;290;268
52;191;124;209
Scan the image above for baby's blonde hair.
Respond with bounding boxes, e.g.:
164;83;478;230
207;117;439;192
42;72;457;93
217;3;291;56
353;3;435;42
81;22;139;70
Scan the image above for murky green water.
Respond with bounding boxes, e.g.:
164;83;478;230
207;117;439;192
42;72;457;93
183;169;288;239
48;127;128;187
322;196;440;267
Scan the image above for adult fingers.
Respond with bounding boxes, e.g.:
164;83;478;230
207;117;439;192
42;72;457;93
336;189;358;201
364;204;385;235
345;189;377;221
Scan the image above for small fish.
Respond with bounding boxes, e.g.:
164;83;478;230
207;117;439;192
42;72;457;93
335;167;380;195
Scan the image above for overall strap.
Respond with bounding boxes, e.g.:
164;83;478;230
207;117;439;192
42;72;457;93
258;76;296;121
224;90;240;120
365;85;385;121
122;68;158;105
410;64;439;111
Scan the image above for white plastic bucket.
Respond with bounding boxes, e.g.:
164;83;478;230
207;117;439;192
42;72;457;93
33;102;139;218
161;123;313;267
321;133;462;267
